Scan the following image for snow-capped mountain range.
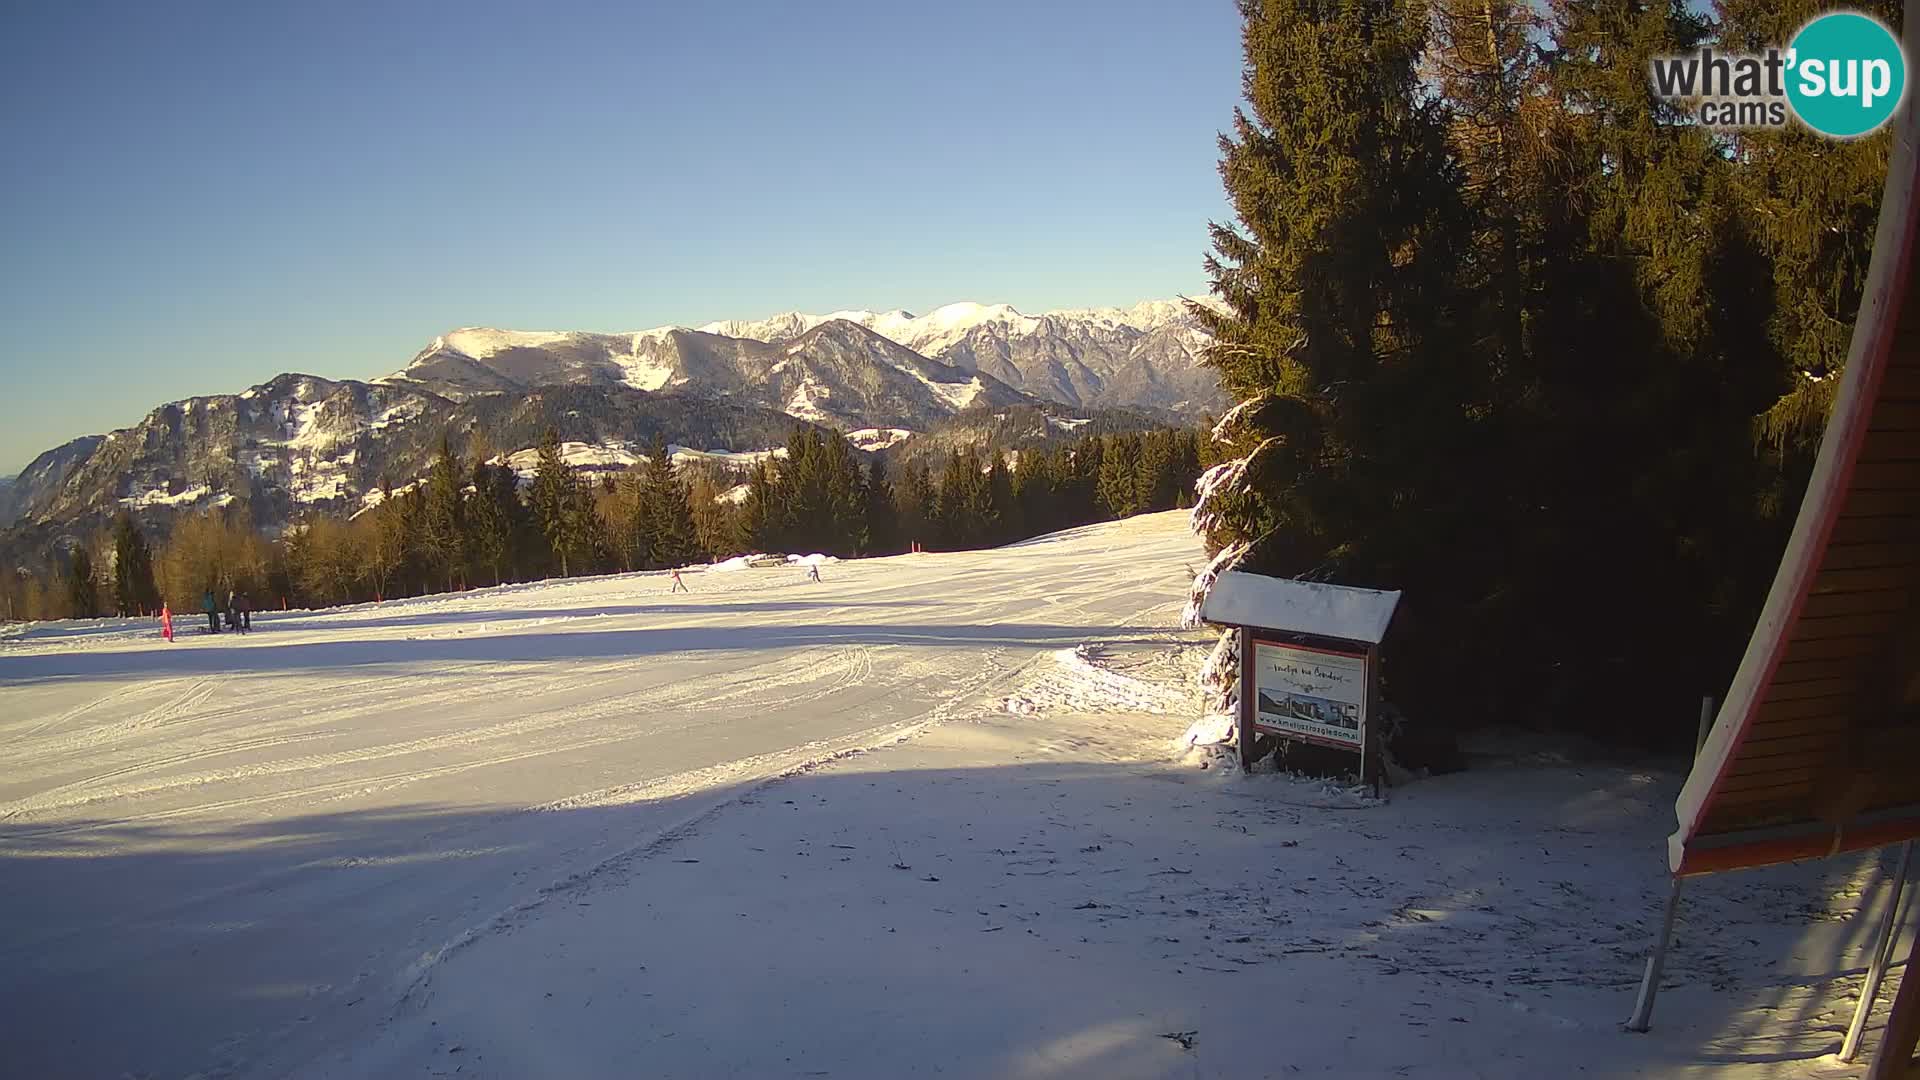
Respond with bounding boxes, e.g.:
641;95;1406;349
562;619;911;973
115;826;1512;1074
695;298;1199;354
384;298;1224;420
1;298;1220;543
386;319;1035;432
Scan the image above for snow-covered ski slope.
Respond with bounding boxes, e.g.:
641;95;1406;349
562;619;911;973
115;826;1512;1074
0;511;1204;1080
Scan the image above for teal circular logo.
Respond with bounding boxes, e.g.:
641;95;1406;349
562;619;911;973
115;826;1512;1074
1787;12;1907;138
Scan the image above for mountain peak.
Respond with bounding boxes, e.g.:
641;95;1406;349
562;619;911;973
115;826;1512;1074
923;301;1034;330
432;328;576;361
692;311;823;340
795;317;901;342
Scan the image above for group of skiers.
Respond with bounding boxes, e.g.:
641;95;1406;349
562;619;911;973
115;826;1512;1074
664;562;820;593
154;564;832;638
159;589;253;641
205;589;252;634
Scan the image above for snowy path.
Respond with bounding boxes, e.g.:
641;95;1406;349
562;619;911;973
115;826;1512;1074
0;513;1205;1080
303;707;1914;1080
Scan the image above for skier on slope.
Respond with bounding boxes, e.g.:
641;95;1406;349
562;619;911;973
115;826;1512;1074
806;562;822;584
201;589;219;634
669;568;688;594
236;590;252;633
160;603;174;642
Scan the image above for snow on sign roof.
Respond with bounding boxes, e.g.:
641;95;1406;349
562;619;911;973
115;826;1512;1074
1201;571;1402;645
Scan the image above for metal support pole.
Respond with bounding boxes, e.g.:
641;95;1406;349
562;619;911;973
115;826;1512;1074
1237;628;1255;774
1627;877;1685;1032
1842;840;1917;1063
1360;643;1378;793
1866;915;1920;1080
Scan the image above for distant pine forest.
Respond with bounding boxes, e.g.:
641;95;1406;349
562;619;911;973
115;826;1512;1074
5;426;1205;623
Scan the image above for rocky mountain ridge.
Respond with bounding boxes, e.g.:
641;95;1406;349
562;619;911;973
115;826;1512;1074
385;297;1225;418
2;298;1219;555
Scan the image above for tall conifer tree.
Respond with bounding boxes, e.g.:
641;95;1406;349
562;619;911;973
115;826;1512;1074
66;547;98;619
530;428;583;577
643;434;699;568
420;435;469;591
111;513;160;616
1192;0;1485;720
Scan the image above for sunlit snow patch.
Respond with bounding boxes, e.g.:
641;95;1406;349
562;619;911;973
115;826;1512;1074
121;484;212;508
1000;644;1194;717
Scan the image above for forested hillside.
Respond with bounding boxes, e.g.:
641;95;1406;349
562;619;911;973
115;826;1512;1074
3;426;1204;621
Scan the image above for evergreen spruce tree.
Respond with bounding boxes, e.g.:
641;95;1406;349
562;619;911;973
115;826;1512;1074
396;488;430;595
1192;0;1484;722
642;434;698;568
563;479;605;576
1134;430;1179;514
1404;0;1700;722
781;430;826;550
933;451;983;550
1097;433;1142;519
420;435;469;592
762;428;868;556
1067;437;1103;525
862;458;900;555
530;428;581;577
468;458;520;586
821;431;868;557
742;459;785;553
1024;447;1059;534
985;453;1017;545
111;513;160;616
1520;0;1781;725
1171;430;1203;509
1179;0;1842;740
1718;0;1899;451
66;547;98;619
1011;449;1050;539
894;460;936;551
1429;0;1550;382
962;460;999;546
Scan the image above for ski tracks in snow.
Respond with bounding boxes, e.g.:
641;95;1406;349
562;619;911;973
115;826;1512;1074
0;511;1209;1080
0;644;876;832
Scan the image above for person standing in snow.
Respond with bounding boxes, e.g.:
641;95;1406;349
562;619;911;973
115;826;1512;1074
236;591;252;633
226;590;240;632
201;589;219;634
806;563;822;583
161;603;174;642
669;569;688;593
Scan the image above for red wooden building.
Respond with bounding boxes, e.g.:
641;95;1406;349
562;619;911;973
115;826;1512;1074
1643;27;1920;1074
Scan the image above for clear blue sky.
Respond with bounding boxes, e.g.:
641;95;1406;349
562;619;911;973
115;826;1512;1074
0;1;1243;475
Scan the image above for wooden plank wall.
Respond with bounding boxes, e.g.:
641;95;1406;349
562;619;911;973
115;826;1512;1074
1695;249;1920;839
